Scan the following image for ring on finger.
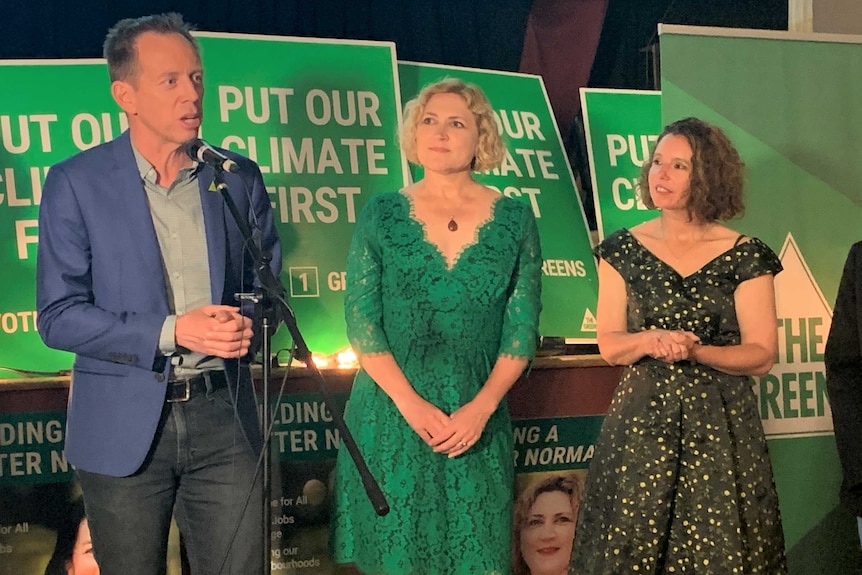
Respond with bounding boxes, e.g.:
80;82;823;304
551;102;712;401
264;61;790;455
459;441;467;447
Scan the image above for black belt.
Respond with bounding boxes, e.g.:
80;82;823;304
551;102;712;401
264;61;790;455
165;370;228;403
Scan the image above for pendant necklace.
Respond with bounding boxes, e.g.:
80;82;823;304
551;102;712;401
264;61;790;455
447;195;466;232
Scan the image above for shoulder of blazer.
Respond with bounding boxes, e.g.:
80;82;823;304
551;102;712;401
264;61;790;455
52;130;134;174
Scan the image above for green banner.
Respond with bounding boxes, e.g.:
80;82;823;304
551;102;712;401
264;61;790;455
513;415;603;472
269;391;346;462
580;89;662;239
266;392;343;574
0;61;117;375
0;412;70;485
660;25;860;571
0;396;601;574
398;62;598;341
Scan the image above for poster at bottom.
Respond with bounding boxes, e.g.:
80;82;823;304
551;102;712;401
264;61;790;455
0;392;602;574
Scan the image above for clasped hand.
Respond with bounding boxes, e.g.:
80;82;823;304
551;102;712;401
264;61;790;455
175;305;253;358
397;396;494;458
648;329;700;363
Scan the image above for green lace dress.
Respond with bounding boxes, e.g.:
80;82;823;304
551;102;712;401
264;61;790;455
570;228;787;574
331;191;542;575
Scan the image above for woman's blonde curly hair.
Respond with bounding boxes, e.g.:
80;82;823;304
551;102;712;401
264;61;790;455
400;77;505;172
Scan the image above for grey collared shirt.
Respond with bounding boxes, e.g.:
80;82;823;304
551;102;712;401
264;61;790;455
132;146;221;375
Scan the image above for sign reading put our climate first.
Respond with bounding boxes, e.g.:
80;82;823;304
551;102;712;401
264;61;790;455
195;33;409;357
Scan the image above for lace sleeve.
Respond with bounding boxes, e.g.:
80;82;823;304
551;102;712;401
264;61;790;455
498;205;543;359
344;197;391;354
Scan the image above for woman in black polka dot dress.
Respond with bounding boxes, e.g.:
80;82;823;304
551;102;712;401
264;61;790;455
570;117;787;574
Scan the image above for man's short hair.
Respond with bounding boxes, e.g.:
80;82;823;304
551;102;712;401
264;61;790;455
103;12;199;83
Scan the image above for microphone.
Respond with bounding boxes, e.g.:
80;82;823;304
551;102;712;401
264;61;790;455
184;139;240;173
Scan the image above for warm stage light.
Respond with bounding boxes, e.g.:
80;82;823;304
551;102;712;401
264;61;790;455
336;348;358;369
310;352;331;369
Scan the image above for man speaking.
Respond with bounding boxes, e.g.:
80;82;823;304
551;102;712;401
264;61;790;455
36;13;280;575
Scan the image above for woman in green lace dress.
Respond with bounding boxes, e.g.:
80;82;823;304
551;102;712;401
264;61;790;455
331;78;542;575
570;118;787;574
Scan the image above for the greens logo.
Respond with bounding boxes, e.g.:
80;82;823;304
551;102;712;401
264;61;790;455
753;233;832;439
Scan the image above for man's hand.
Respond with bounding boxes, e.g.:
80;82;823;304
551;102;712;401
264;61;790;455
175;305;253;358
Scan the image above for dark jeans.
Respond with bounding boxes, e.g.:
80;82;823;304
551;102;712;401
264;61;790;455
77;384;264;575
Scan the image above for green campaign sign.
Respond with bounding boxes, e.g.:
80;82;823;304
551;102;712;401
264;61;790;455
580;88;662;239
269;391;347;462
0;412;70;485
0;60;121;375
196;33;408;357
513;415;603;472
398;62;598;341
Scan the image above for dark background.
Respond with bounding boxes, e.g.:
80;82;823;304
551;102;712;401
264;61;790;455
0;0;787;95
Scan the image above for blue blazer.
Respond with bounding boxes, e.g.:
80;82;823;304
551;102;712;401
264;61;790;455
36;131;281;477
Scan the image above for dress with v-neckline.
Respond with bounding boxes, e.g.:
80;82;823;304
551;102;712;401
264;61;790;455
626;227;748;280
594;228;783;347
331;191;543;575
401;189;503;271
571;227;787;573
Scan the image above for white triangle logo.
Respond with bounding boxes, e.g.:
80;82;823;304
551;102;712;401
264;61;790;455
754;232;833;439
581;308;597;332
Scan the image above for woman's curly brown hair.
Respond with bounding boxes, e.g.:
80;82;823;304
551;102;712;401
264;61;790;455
638;117;745;222
400;77;505;172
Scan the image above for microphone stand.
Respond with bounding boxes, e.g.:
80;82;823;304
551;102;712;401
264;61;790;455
210;167;389;575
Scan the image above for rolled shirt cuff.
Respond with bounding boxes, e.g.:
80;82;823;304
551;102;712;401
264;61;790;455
159;315;178;356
